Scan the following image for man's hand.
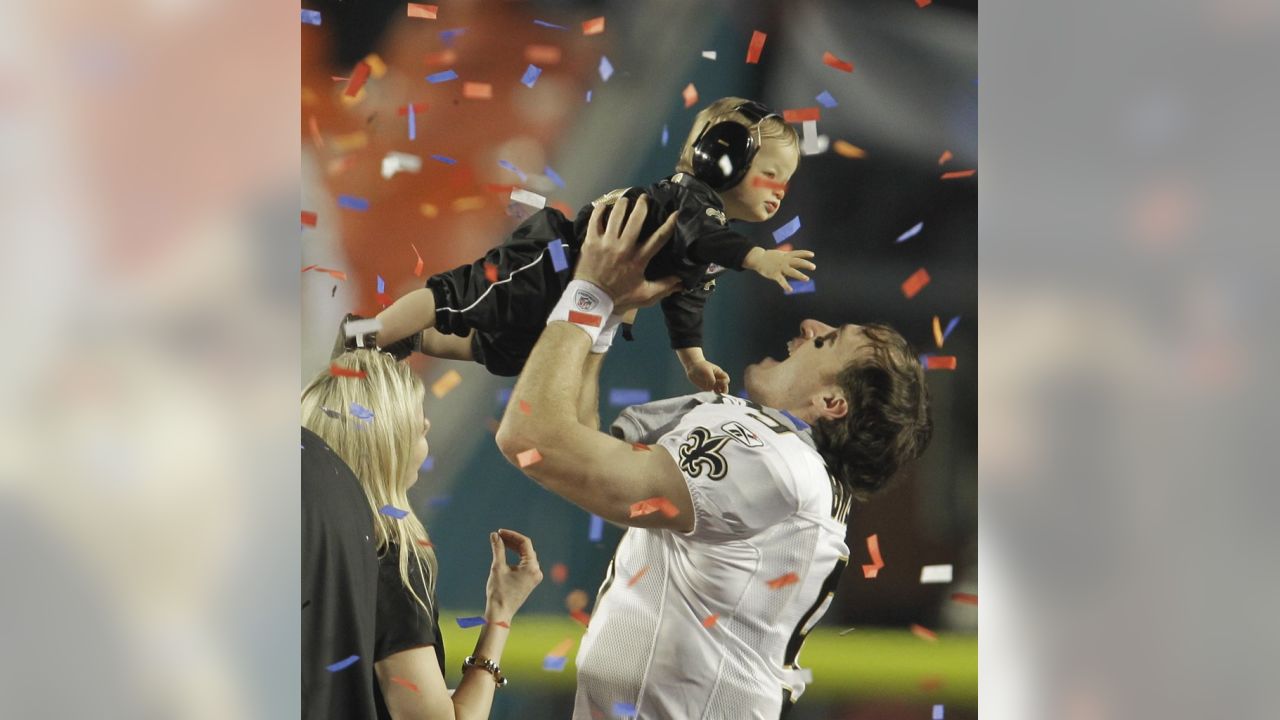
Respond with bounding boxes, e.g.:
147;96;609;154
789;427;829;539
575;195;683;312
685;359;731;394
743;247;817;293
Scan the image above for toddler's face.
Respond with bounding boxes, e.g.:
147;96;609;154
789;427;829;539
720;139;800;222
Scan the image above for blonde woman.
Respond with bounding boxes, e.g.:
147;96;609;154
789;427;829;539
302;349;543;720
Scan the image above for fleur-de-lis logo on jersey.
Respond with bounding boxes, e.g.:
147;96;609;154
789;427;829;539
678;427;731;480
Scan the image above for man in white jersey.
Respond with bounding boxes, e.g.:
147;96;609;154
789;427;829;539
496;195;932;720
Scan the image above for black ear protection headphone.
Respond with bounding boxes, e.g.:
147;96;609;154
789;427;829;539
689;100;781;192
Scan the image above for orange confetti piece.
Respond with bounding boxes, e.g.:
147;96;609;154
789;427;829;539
301;211;317;227
411;244;424;277
702;613;719;628
950;592;978;605
518;400;532;415
308;115;324;149
551;562;568;583
570;609;591;627
431;369;462;398
626;565;650;587
329;363;367;379
517;448;543;468
547;638;574;658
937;149;953;165
746;30;767;64
331;131;369;153
416;538;434;548
484;262;499;283
390;676;420;693
751;177;788;191
910;623;938;642
901;268;931;299
682;83;699;108
525;44;562;64
766;572;800;589
363;53;387;79
631;443;650;452
941;169;976;180
452;196;485;213
628;497;679;519
833;140;866;158
407;3;438;19
917;0;933;7
782;107;821;123
925;356;957;370
419;203;439;218
582;16;605;35
344;61;371;97
932;316;945;349
862;534;885;578
822;51;854;73
463;82;493;100
302;265;348;282
424;49;457;67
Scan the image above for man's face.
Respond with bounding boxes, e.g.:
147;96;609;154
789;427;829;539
744;320;869;413
720;139;799;222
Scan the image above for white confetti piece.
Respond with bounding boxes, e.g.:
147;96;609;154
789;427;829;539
344;318;382;340
380;151;422;180
510;188;547;209
919;564;953;584
701;50;717;60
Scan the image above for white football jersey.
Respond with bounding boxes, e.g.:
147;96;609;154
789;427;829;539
573;394;854;720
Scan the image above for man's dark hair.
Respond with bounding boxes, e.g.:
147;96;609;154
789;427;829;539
812;324;933;501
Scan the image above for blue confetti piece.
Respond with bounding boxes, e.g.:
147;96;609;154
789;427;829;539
430;154;457;165
661;124;669;146
815;90;838;108
544;165;565;188
542;655;568;671
326;655;359;672
548;239;569;272
612;702;637;718
376;274;385;294
608;388;651;406
439;27;466;45
338;195;369;212
772;215;801;244
918;353;931;367
533;19;566;29
896;221;924;243
599;56;614;82
426;495;451;508
779;410;810;431
586;89;592;103
932;705;944;720
787;279;816;294
456;616;487;628
420;456;434;472
496;388;513;407
943;316;961;341
408;103;415;141
349;402;374;421
301;9;322;26
588;514;604;542
379;504;409;519
521;64;542;88
426;70;458;84
498;159;527;182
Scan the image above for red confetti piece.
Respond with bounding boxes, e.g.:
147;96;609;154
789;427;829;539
626;565;649;587
932;316;944;348
397;102;428;116
567;310;602;327
582;16;605;35
329;363;367;379
702;613;719;628
950;592;978;606
937;149;953;165
463;82;493;100
862;534;885;578
941;169;976;180
301;211;318;227
570;609;591;627
301;264;317;273
822;51;854;73
901;268;931;299
344;61;371;97
551;562;568;583
517;448;543;468
682;83;699;108
926;356;957;370
416;539;434;548
910;623;938;642
631;442;650;452
424;49;457;67
411;243;424;277
494;620;510;628
518;400;532;415
628;497;679;519
751;177;788;192
782;107;821;123
390;676;420;693
525;44;562;64
917;0;933;6
407;3;437;19
302;265;348;282
766;572;800;589
745;30;767;64
484;262;499;283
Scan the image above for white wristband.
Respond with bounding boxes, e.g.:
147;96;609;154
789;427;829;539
547;280;615;344
591;314;624;354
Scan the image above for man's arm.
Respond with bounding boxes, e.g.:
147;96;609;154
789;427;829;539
577;353;604;431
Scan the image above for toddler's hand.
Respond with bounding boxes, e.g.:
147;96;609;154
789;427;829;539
686;360;731;394
747;249;817;293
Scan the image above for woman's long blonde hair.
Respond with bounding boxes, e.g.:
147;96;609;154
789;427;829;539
301;349;437;615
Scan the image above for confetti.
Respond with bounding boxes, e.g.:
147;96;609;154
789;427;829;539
548;239;569;271
661;125;669;146
497;159;527;181
772;215;801;244
925;356;957;370
456;616;487;628
344;61;371;97
588;514;604;542
379;504;409;519
301;211;317;227
511;188;547;209
862;534;885;578
570;609;591;627
938;149;953;165
551;562;568;583
349;402;374;421
901;268;931;299
412;243;424;276
517;448;543;468
598;56;614;82
745;30;767;63
424;49;456;67
567;310;602;327
484;262;498;283
783;107;821;123
941;169;976;180
426;69;458;83
518;399;532;415
833;140;866;158
425;495;449;508
701;50;717;60
420;457;434;472
787;280;816;294
767;572;800;589
364;53;387;78
838;627;857;636
933;705;945;720
631;443;650;452
627;565;649;587
816;90;838;108
608;388;651;406
430;154;458;165
629;497;679;519
918;0;933;6
381;151;422;179
910;624;938;642
897;222;924;243
950;592;978;605
525;45;561;64
542;655;568;671
521;64;543;88
432;370;462;398
943;315;960;341
752;177;788;191
494;621;510;628
682;83;698;108
338;195;370;211
585;90;592;103
326;655;360;672
376;275;386;294
822;51;854;73
453;196;484;212
920;564;953;584
329;363;367;379
390;676;419;693
301;9;322;26
800;120;823;155
702;613;719;628
534;19;566;30
547;637;575;658
582;16;605;35
463;82;492;99
613;702;637;718
407;3;437;19
439;27;466;44
496;388;513;407
544;165;565;188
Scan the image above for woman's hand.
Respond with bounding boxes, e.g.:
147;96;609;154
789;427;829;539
484;528;543;623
